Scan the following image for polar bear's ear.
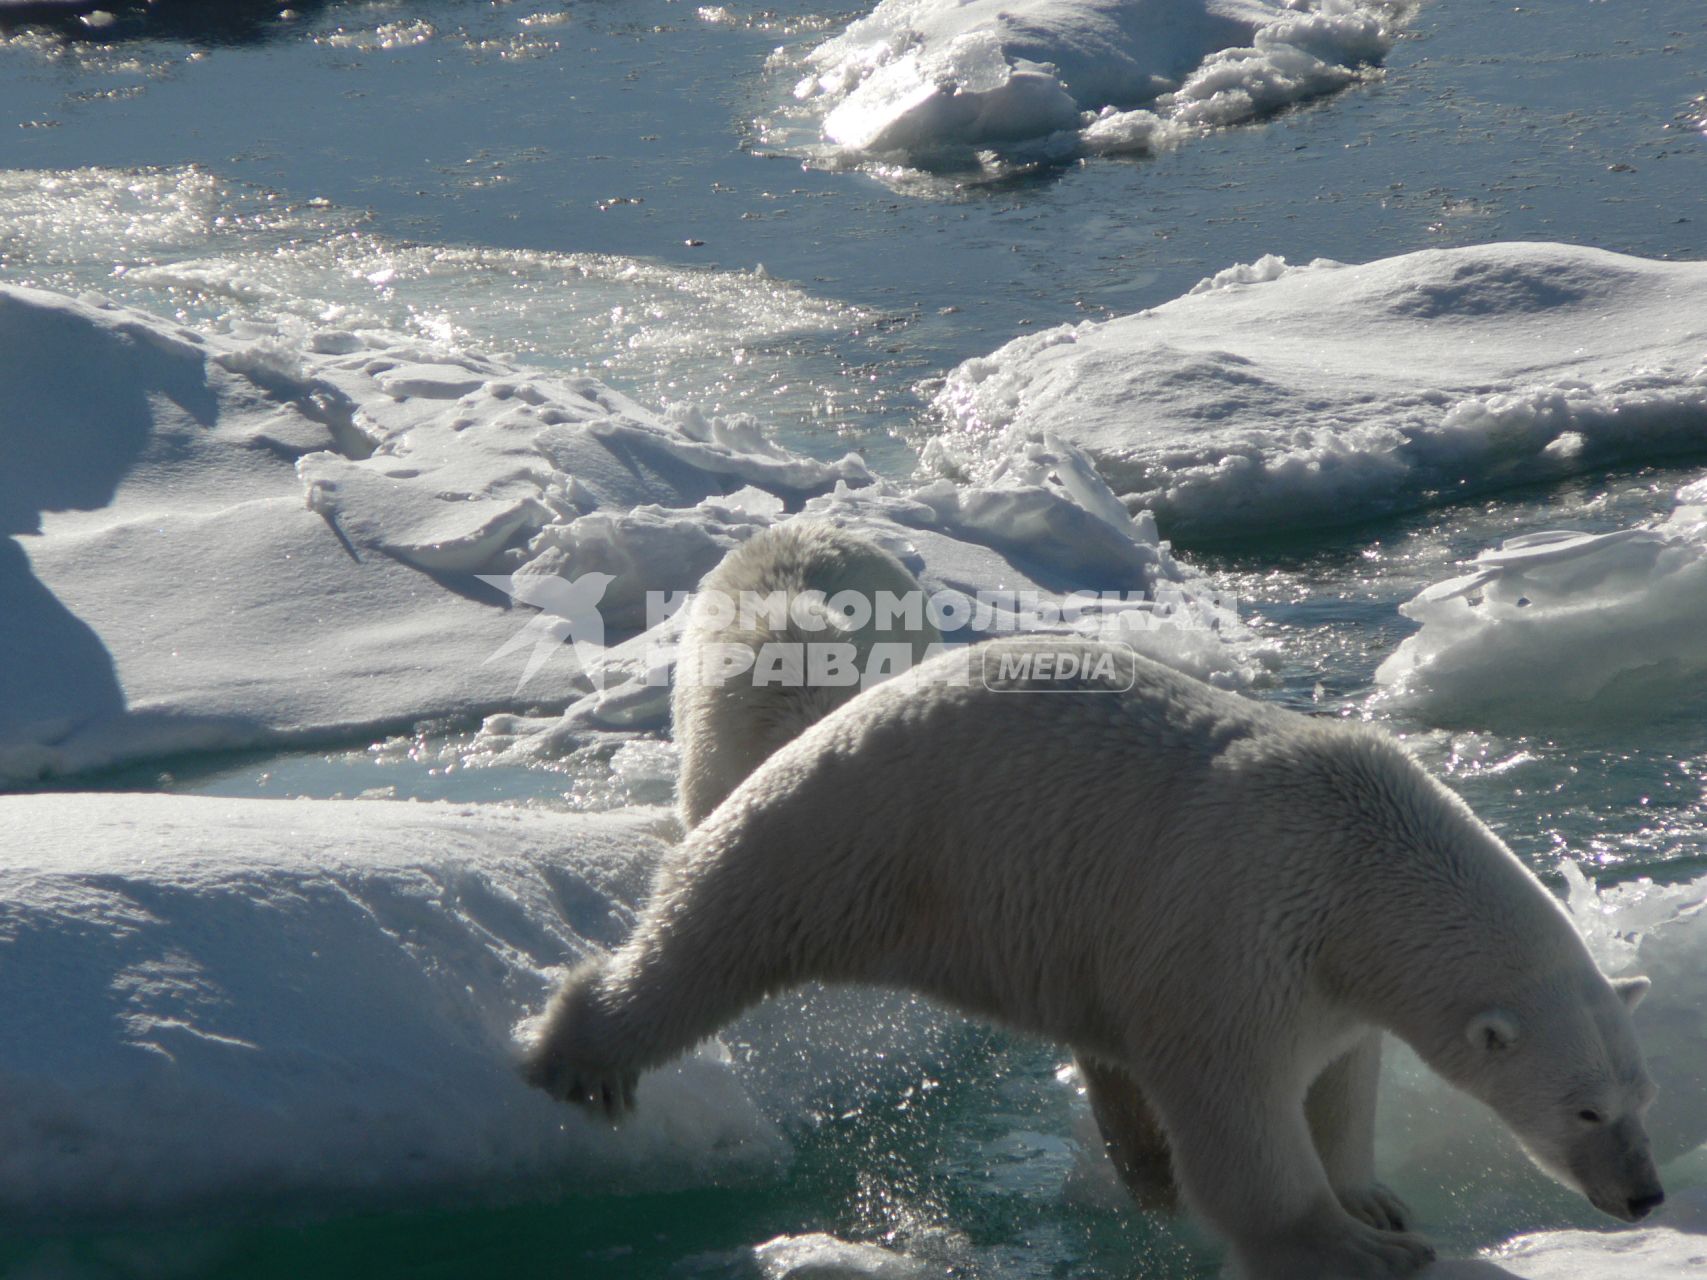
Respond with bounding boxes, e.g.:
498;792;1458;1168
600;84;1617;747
1612;976;1651;1010
1466;1009;1520;1053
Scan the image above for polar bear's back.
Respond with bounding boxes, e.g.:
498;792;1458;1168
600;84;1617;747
679;639;1287;1034
680;635;1571;1052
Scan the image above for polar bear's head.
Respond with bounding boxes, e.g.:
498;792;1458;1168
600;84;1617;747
1449;971;1663;1221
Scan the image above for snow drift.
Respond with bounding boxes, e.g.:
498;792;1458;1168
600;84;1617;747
930;243;1707;542
781;0;1412;168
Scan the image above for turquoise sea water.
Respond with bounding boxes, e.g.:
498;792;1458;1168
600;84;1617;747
3;1;1706;1276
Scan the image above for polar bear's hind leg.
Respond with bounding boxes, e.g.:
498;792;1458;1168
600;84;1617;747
1080;1057;1178;1211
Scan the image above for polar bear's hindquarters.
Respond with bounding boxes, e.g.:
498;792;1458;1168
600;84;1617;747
672;522;940;827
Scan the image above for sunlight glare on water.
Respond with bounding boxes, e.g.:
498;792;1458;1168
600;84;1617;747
0;165;908;466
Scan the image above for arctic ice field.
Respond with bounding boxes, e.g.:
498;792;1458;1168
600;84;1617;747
1;1;1705;1277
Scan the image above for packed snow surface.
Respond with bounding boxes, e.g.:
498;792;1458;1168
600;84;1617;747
785;0;1411;166
1374;475;1707;722
0;792;784;1213
930;243;1707;541
0;282;1257;783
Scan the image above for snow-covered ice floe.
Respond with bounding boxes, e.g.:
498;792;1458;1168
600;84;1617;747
682;1200;1707;1280
0;282;1259;783
930;243;1707;542
0;282;849;781
731;1194;1707;1279
777;0;1412;169
1428;1188;1707;1278
0;792;785;1213
1374;476;1707;722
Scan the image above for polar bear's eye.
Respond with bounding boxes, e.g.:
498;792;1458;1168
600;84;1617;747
1577;1108;1605;1124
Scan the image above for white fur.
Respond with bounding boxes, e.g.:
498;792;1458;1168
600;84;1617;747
527;637;1661;1280
671;520;940;827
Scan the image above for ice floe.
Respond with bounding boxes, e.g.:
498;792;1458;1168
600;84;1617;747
1374;475;1707;723
706;1233;940;1279
0;284;858;781
742;1205;1707;1280
695;1204;1707;1280
0;282;1258;783
0;792;784;1213
930;243;1707;542
777;0;1412;169
1457;1195;1707;1278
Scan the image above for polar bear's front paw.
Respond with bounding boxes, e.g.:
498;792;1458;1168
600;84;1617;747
1336;1182;1412;1233
1248;1211;1435;1280
520;960;639;1122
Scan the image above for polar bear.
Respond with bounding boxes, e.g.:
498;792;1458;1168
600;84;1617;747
671;520;940;827
525;637;1662;1280
677;525;1183;1211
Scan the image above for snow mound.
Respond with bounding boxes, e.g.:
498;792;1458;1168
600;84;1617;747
1374;476;1707;722
929;243;1707;543
0;284;1260;784
0;793;784;1213
781;0;1412;168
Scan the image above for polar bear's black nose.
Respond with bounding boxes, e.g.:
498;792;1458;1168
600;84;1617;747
1627;1190;1665;1220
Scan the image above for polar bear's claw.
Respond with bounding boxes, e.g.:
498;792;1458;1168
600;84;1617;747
522;1044;638;1122
520;960;641;1122
569;1072;639;1121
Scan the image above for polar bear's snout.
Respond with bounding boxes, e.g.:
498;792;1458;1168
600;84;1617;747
1569;1115;1664;1222
1627;1187;1666;1221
